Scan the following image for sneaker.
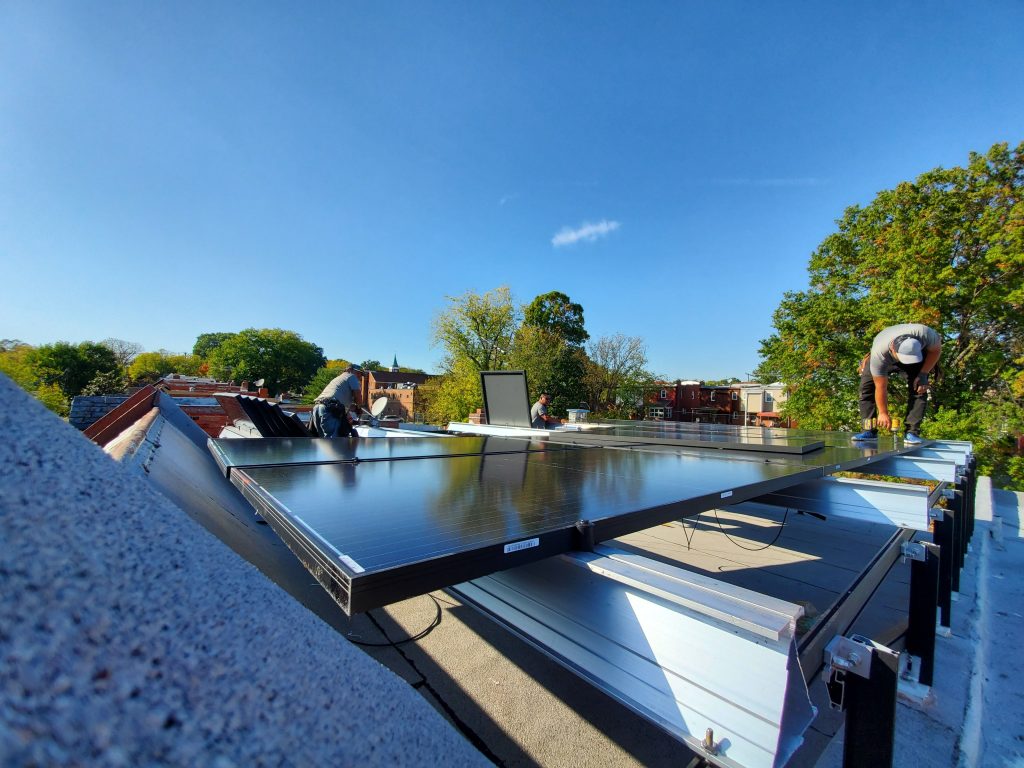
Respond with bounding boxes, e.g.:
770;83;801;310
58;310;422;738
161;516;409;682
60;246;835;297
904;432;923;445
852;429;878;441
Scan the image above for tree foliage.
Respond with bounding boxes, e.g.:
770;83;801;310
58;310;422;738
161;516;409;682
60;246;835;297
422;357;483;425
509;326;588;417
522;291;589;346
0;342;37;392
193;332;235;359
206;328;326;395
584;334;655;416
31;341;120;401
127;351;203;384
81;369;129;396
757;141;1024;486
432;287;519;374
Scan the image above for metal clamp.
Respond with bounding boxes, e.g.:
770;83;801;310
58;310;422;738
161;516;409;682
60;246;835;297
928;506;945;521
901;541;927;562
823;635;874;711
941;488;958;501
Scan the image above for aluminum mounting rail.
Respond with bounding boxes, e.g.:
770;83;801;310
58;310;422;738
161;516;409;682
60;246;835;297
451;545;815;768
748;476;939;531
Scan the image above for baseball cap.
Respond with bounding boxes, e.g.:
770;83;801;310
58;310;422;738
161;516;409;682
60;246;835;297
348;363;363;372
894;337;923;364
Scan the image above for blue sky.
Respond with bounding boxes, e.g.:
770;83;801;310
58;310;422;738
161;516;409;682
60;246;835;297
1;2;1021;379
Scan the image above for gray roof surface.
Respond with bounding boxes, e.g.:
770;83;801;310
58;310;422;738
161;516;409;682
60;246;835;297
0;374;486;767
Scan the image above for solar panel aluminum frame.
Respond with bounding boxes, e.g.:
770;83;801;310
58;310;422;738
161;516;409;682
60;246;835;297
545;429;826;455
480;370;533;429
229;458;824;616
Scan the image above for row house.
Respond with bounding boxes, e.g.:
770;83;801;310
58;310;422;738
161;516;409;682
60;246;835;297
644;380;742;424
644;380;790;426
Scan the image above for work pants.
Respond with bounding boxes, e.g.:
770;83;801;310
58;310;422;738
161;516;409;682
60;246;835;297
858;362;926;434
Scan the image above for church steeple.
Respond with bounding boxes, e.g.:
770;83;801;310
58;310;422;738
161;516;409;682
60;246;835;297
390;354;399;373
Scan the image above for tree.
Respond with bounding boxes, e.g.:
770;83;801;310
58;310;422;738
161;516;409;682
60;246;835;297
432;287;519;374
128;351;203;384
206;328;326;395
30;341;120;401
100;338;143;369
522;291;589;346
360;359;383;371
422;358;484;425
585;334;655;416
0;341;37;392
193;332;235;359
509;325;588;417
757;141;1024;486
81;369;128;396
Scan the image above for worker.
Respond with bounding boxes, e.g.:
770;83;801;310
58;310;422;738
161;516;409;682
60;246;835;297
853;323;942;445
531;392;560;429
310;364;363;438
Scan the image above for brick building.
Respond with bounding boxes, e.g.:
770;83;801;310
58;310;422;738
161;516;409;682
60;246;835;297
363;357;432;422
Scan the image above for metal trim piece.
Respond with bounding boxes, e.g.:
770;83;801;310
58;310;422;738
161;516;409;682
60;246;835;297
451;548;815;768
750;476;932;531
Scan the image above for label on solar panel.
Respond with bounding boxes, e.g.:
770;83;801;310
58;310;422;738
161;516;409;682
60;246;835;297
340;554;365;573
504;538;540;554
721;491;733;499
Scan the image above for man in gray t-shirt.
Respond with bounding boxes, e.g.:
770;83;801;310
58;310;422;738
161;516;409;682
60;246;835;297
854;323;942;444
530;392;559;429
310;364;364;438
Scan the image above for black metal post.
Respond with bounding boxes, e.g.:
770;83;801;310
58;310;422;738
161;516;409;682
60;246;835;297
950;492;963;594
935;509;953;630
906;542;940;686
842;639;900;768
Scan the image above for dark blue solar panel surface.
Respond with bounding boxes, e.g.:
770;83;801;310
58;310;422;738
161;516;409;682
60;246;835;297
233;448;815;575
209;435;574;477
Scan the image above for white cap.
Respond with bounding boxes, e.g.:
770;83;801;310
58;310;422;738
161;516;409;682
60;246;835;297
895;337;923;364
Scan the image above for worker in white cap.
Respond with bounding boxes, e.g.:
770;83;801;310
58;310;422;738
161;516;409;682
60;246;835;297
853;323;942;445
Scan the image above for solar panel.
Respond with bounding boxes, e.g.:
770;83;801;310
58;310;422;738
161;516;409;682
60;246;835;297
208;435;575;478
227;446;822;614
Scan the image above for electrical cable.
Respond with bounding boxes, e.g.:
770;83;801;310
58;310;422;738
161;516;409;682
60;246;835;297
711;507;791;551
346;593;444;647
681;512;703;550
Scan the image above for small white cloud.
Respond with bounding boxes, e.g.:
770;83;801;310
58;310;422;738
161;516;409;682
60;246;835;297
499;193;518;206
552;219;621;247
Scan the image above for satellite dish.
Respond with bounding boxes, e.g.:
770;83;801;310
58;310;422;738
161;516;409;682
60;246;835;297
253;378;265;388
370;397;389;418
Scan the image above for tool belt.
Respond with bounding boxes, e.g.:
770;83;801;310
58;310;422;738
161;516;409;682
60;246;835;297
315;397;345;417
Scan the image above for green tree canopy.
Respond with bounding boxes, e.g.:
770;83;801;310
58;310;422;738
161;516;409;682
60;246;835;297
31;341;120;401
360;359;383;371
193;332;235;359
127;351;203;384
509;325;588;418
206;328;326;395
757;141;1024;485
522;291;589;346
0;341;37;392
432;287;519;373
